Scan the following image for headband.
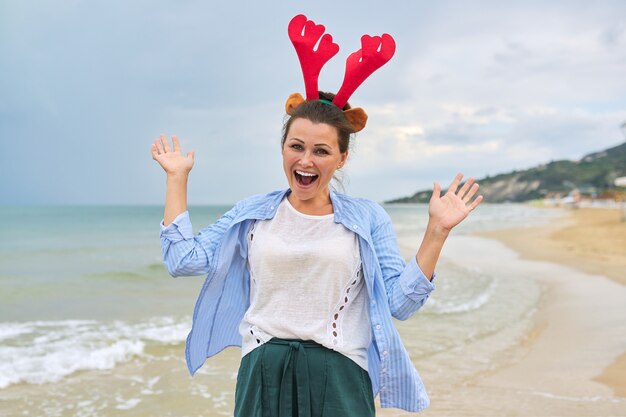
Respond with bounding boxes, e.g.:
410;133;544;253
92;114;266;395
286;14;396;133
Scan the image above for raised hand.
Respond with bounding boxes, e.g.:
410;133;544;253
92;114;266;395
429;173;483;233
151;135;194;177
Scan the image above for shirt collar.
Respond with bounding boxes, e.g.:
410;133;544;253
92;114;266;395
329;189;345;223
261;188;347;225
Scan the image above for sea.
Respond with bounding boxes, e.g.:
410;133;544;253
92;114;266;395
0;203;566;417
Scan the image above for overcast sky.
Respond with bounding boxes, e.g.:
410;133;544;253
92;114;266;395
1;0;625;205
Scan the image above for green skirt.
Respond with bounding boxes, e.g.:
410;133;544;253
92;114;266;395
234;338;375;417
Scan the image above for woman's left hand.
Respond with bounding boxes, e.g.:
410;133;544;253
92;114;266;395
429;173;483;233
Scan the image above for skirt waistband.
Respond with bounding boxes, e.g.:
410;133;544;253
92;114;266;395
266;338;325;348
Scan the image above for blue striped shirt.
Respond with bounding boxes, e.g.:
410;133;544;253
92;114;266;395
160;189;436;412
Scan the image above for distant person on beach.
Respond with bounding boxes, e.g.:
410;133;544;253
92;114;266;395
152;14;482;416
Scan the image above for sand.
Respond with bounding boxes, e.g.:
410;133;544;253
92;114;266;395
4;206;624;417
410;234;626;416
472;207;626;414
374;206;626;416
482;207;626;286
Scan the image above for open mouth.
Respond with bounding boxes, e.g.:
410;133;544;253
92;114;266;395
294;170;319;186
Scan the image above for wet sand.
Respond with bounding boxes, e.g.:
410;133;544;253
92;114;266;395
3;206;624;417
480;207;626;399
401;234;626;417
375;206;626;416
482;207;626;286
453;207;626;416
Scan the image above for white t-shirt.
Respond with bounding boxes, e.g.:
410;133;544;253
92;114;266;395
239;197;372;370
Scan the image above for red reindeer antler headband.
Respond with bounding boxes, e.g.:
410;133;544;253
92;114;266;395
286;14;396;133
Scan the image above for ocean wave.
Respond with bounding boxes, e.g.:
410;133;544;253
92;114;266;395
426;277;497;314
527;390;626;404
0;325;34;341
146;262;167;272
84;271;151;281
0;316;190;389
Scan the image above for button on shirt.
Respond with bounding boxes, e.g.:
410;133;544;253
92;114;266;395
160;189;436;412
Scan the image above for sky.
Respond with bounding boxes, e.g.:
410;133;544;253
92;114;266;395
1;0;625;205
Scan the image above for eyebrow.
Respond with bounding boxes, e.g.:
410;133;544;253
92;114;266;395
288;138;332;148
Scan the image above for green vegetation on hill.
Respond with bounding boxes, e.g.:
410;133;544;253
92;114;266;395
386;141;626;203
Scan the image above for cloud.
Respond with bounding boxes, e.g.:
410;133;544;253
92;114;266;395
1;1;625;204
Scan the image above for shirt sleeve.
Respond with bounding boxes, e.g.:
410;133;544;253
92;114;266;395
160;211;194;240
160;204;239;277
371;209;436;320
390;256;436;320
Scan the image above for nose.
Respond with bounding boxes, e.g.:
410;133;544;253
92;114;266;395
300;151;314;167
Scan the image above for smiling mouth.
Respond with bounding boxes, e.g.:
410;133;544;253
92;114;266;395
295;170;319;186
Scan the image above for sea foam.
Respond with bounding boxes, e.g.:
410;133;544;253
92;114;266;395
0;316;190;389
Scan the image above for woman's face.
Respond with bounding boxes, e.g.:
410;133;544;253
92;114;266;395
282;118;348;207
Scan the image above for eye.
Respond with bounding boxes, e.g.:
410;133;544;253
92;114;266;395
315;148;329;155
290;144;303;151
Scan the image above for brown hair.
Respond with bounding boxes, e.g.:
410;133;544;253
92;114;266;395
281;91;354;154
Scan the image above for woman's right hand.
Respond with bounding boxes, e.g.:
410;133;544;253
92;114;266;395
151;135;195;176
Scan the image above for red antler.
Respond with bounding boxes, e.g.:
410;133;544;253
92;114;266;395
333;34;396;108
288;14;340;101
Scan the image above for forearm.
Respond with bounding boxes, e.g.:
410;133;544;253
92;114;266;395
164;173;189;226
415;222;449;281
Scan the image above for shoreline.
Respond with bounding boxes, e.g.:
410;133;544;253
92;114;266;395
386;205;626;415
2;205;624;417
478;207;626;402
479;207;626;286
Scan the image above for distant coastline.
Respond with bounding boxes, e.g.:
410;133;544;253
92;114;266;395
385;141;626;204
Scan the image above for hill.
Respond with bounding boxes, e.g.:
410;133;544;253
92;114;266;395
385;141;626;203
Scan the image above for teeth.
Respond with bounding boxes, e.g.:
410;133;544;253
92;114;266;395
296;170;317;177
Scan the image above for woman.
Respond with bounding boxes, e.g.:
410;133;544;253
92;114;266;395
152;91;482;415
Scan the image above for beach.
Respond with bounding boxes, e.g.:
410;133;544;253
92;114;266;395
483;207;626;286
389;207;626;417
481;207;626;401
1;204;625;416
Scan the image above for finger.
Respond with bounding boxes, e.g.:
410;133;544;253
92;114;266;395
172;135;181;153
431;181;441;200
151;143;159;159
161;134;171;153
468;195;484;211
447;173;464;195
457;177;474;199
187;150;195;160
155;137;165;154
463;183;480;203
